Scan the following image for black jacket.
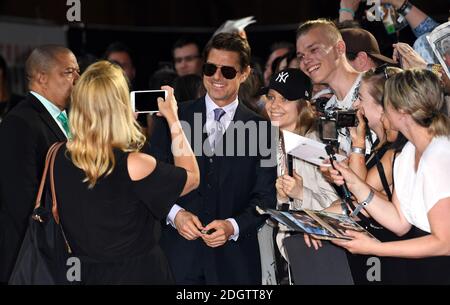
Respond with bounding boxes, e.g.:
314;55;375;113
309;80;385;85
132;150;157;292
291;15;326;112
149;97;277;284
0;93;66;282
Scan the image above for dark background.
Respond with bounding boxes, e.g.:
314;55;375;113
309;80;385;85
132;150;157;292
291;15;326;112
1;0;449;90
1;0;448;27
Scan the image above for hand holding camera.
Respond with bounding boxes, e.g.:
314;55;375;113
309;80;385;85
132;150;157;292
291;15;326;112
349;108;367;148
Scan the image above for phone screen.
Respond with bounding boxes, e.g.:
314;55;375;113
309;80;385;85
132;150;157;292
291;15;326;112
131;90;167;113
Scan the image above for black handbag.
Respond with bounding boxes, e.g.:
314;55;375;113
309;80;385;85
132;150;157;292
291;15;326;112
8;142;74;285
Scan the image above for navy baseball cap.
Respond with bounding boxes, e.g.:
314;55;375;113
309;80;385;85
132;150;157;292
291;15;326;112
261;68;312;101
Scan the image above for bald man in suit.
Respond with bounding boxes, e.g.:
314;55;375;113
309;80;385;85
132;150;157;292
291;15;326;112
0;45;79;282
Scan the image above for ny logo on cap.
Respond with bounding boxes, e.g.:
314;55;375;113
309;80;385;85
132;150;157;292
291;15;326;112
275;72;289;83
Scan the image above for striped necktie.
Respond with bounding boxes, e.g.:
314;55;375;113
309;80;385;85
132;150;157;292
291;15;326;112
212;108;226;150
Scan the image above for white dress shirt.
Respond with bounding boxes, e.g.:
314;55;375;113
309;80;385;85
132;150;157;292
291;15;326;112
30;91;69;139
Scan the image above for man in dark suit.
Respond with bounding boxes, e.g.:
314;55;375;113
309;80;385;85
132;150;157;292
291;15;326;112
149;33;277;284
0;45;79;282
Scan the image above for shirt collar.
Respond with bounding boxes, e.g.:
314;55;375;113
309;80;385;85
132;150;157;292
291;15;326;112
30;91;66;119
205;93;239;120
326;73;362;111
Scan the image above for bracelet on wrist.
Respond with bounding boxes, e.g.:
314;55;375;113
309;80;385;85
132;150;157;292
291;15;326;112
397;0;413;16
351;146;365;155
339;7;355;17
350;189;375;217
359;189;375;207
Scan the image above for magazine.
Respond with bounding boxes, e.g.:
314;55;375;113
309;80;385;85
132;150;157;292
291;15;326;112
427;21;450;79
256;206;377;241
282;129;347;167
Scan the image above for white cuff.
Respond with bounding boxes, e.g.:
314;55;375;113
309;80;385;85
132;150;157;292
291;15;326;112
226;218;239;241
166;204;184;229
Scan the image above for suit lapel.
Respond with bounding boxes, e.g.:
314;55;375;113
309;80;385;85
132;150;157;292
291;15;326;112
28;93;67;141
220;102;251;155
183;98;208;177
216;102;252;185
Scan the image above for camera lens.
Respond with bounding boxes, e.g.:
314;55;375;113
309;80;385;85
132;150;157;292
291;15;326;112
313;97;329;114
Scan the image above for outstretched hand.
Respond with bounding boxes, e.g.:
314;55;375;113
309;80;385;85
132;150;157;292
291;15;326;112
332;230;381;255
304;233;323;250
349;108;367;147
393;43;427;70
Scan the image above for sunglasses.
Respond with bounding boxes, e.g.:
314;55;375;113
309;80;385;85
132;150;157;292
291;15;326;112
203;63;239;79
373;63;394;79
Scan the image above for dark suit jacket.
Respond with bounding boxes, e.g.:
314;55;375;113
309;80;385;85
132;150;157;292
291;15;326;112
149;97;277;284
0;93;67;282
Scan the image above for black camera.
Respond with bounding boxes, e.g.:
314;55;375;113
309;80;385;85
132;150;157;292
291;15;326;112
318;109;357;143
313;97;329;114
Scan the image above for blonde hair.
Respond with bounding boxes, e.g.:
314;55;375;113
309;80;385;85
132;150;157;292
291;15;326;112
384;69;450;137
67;60;146;188
296;19;342;45
362;66;403;106
295;99;316;136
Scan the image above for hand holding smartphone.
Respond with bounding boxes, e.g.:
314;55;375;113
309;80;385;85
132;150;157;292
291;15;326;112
130;90;168;114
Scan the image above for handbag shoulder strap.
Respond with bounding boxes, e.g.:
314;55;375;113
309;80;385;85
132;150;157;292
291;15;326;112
35;142;61;209
49;142;65;224
34;141;72;254
34;142;65;224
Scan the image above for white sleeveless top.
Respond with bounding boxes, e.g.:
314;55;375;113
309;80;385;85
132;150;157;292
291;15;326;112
394;137;450;232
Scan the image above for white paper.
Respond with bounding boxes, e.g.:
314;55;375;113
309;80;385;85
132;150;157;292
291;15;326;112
213;16;256;36
427;21;450;79
282;130;347;167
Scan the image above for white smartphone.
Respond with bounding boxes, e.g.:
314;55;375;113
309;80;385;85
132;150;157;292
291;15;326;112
130;90;167;114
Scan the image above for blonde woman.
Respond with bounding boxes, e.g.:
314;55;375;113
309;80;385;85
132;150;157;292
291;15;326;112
325;69;450;284
53;61;199;284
